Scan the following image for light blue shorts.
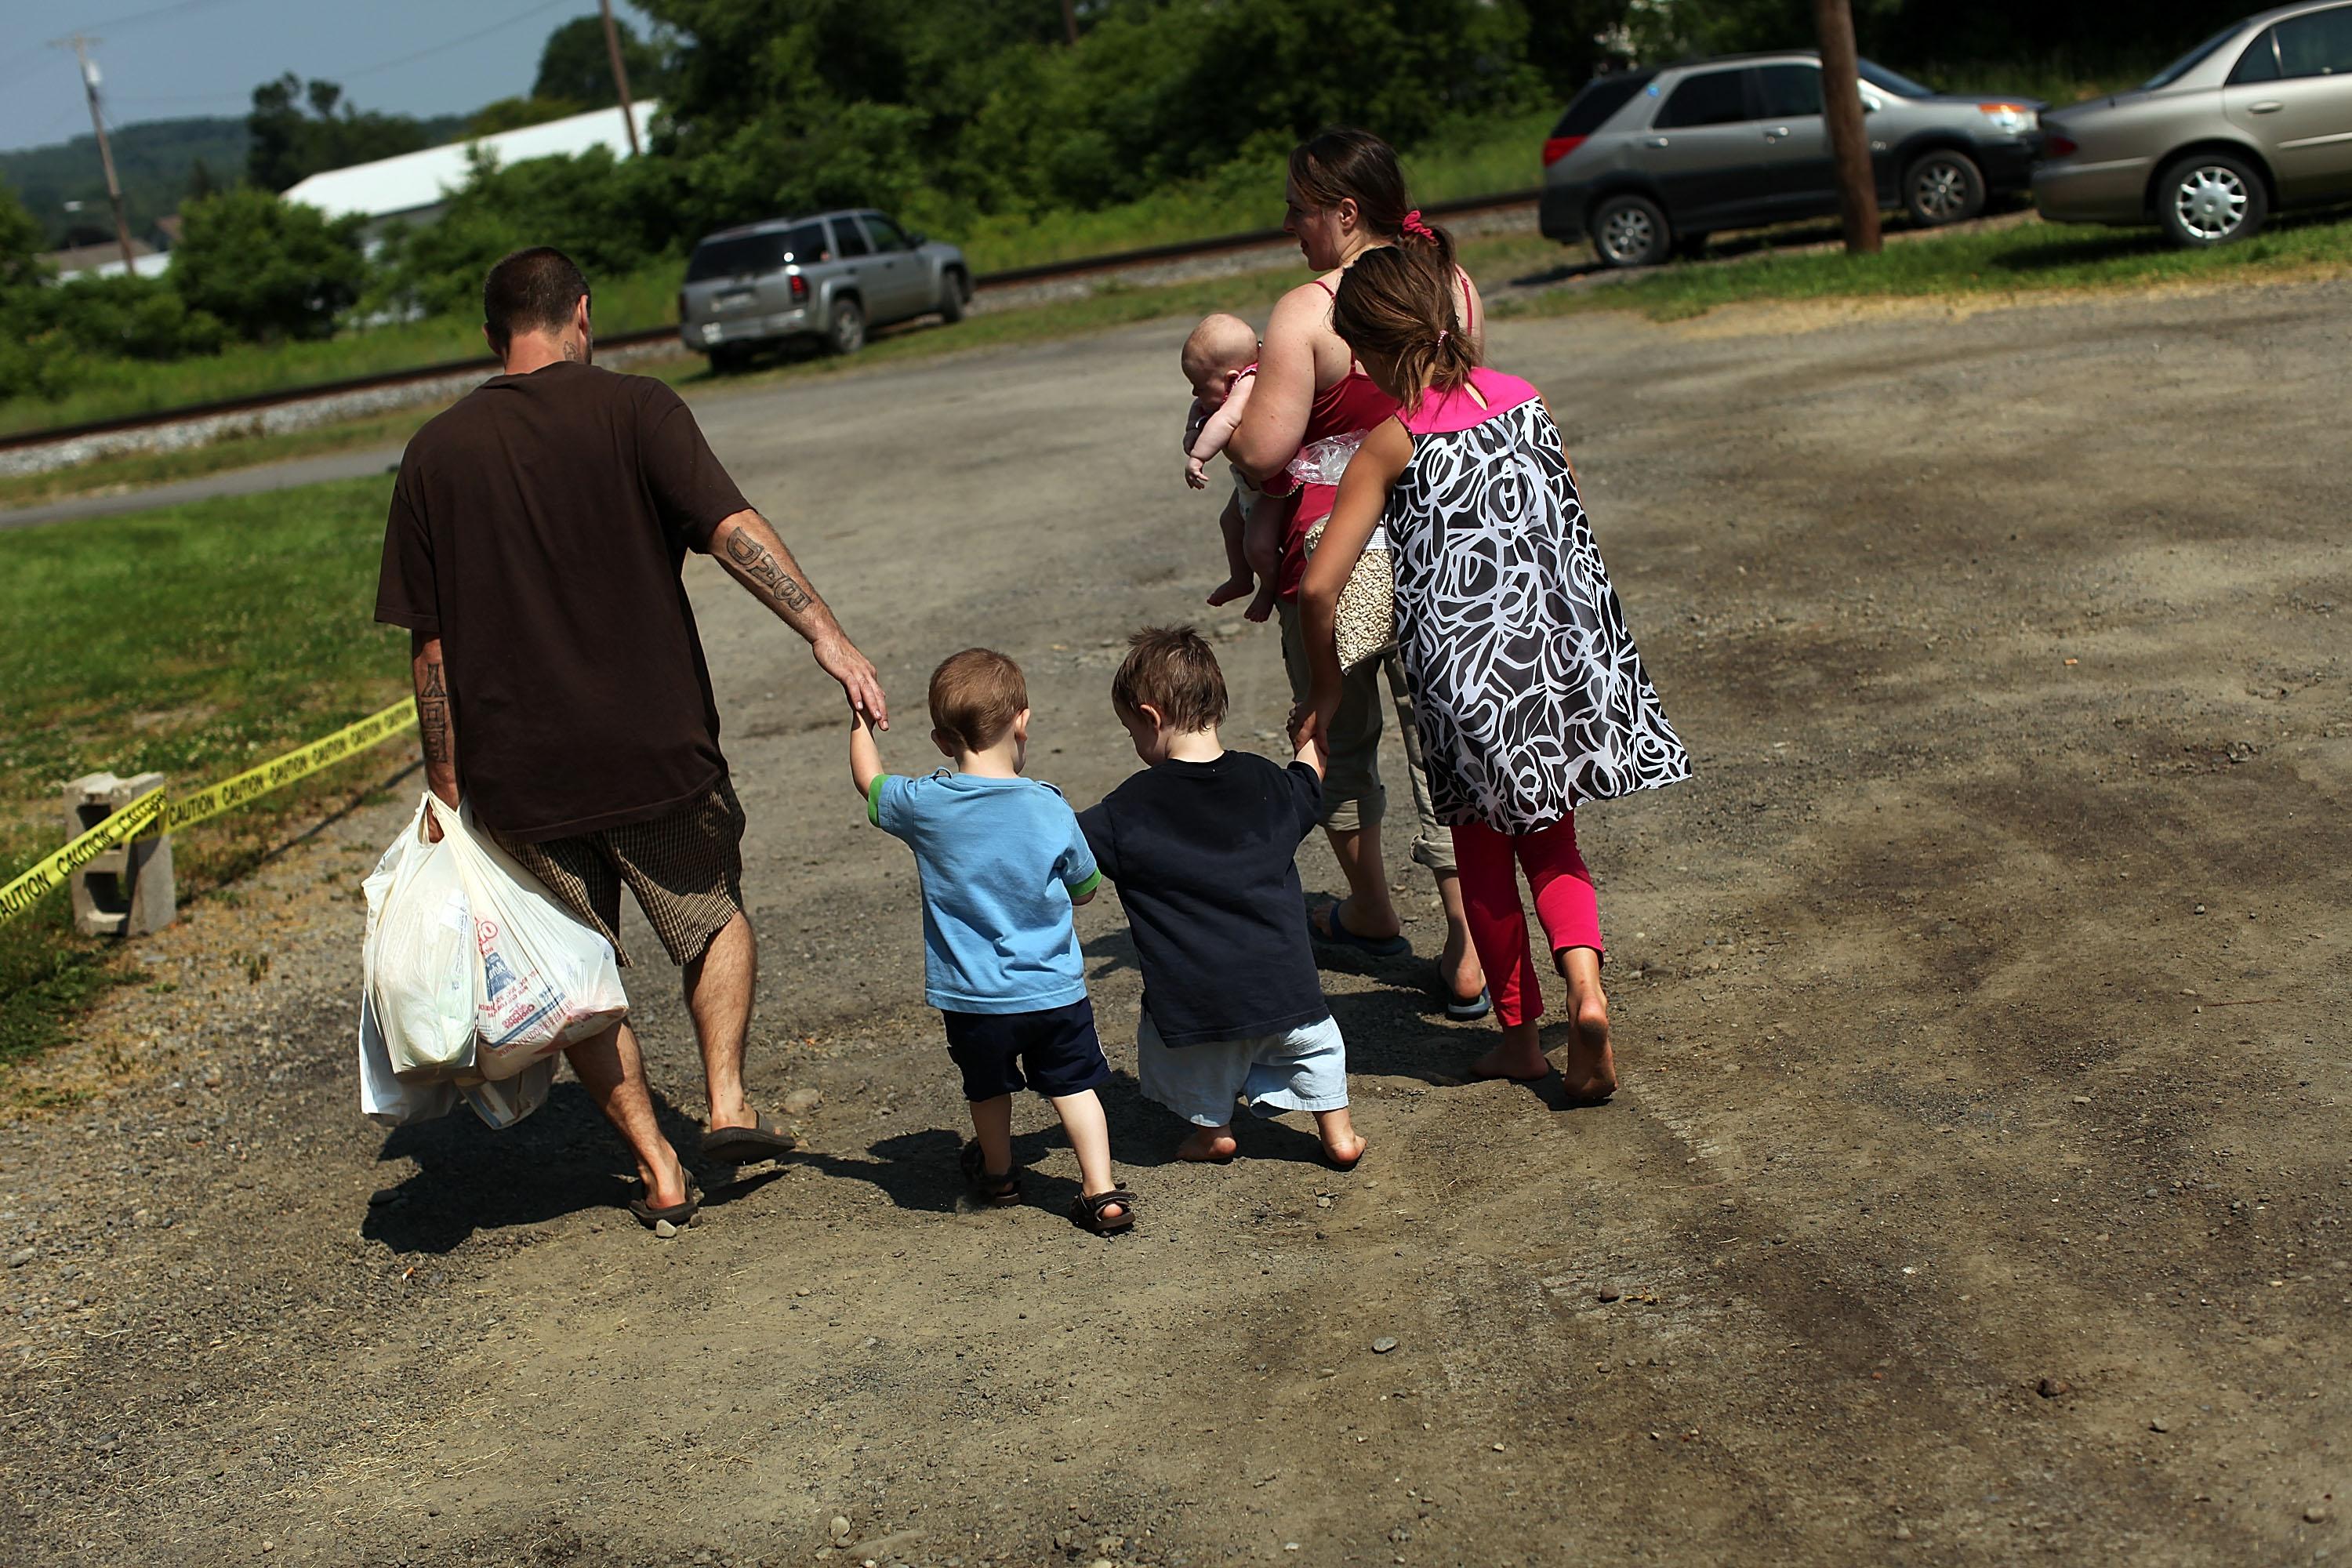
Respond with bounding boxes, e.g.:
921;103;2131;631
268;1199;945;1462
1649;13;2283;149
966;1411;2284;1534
1136;1009;1348;1127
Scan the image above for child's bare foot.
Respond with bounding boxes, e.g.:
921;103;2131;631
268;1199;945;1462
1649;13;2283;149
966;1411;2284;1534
1207;574;1255;608
1469;1020;1551;1082
1314;1109;1366;1169
1177;1125;1239;1162
1555;946;1617;1103
1243;583;1279;622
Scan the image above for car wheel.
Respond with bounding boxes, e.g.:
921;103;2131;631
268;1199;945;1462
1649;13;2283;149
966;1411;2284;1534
1904;151;1985;226
708;343;751;374
938;269;969;324
2157;152;2267;247
825;297;866;354
1589;194;1671;268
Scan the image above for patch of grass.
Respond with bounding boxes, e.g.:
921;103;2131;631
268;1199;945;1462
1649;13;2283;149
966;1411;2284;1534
0;899;134;1069
0;262;686;440
1508;209;2352;323
0;474;416;1065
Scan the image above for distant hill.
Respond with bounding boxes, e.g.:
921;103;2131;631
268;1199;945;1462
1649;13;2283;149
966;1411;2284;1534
0;111;466;248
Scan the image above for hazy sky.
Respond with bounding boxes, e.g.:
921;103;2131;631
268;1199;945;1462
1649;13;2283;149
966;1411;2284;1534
0;0;659;154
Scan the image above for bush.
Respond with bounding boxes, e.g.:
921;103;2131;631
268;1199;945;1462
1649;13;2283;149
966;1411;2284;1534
376;146;688;317
169;186;369;342
43;274;227;361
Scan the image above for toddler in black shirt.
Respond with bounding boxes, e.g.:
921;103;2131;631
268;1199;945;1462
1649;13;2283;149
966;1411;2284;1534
1077;626;1365;1167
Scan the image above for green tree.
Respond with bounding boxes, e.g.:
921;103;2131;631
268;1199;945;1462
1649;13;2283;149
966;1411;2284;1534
169;186;369;340
246;75;433;192
374;146;682;320
535;14;673;105
0;181;49;292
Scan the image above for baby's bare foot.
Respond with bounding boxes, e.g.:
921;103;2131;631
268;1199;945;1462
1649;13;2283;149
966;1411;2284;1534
1207;575;1255;608
1176;1126;1239;1163
1244;583;1279;622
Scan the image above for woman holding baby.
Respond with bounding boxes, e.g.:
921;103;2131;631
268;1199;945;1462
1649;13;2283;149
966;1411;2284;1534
1226;129;1491;1021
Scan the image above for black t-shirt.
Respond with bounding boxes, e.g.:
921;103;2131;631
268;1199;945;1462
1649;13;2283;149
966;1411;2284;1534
1077;752;1329;1046
374;363;751;842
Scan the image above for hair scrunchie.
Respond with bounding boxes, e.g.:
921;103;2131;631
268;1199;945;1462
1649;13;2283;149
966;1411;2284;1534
1401;209;1435;241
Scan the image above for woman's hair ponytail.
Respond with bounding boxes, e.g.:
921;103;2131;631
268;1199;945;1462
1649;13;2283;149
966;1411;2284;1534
1289;127;1457;274
1330;246;1481;406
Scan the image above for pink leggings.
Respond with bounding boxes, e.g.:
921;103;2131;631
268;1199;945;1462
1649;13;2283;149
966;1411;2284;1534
1451;818;1602;1030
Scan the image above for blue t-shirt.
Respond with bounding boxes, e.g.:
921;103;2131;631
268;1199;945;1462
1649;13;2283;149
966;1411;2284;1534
869;770;1102;1014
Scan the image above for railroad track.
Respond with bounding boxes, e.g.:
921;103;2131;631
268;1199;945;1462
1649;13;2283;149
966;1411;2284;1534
0;187;1541;467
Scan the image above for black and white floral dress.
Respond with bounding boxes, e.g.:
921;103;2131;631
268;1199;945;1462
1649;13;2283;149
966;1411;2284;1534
1385;368;1690;833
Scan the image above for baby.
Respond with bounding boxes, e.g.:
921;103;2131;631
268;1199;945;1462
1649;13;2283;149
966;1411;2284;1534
1181;313;1285;623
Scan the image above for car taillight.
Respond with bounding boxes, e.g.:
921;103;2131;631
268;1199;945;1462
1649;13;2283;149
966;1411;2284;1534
1542;136;1586;167
2045;134;2078;158
789;272;808;301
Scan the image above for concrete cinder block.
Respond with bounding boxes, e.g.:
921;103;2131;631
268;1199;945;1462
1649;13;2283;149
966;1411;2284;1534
64;772;174;938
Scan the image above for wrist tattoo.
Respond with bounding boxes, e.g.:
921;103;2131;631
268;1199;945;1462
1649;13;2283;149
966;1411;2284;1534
724;528;816;613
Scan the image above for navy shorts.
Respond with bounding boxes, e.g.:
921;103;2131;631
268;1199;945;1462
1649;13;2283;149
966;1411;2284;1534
942;998;1112;1102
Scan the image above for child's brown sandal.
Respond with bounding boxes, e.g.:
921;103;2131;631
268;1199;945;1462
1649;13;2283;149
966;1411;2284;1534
960;1140;1022;1207
1068;1188;1138;1235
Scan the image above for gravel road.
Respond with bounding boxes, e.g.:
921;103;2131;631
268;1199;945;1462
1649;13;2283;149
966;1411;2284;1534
4;278;2348;1568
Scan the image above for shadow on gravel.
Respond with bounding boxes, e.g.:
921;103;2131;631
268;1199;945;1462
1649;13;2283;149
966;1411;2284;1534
363;1082;708;1253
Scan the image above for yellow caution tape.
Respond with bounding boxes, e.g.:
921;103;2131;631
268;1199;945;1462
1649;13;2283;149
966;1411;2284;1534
0;786;168;923
0;697;417;925
167;697;416;830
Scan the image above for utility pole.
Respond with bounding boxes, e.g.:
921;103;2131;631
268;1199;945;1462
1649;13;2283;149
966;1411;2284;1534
597;0;641;157
1813;0;1882;254
1059;0;1080;46
54;34;138;270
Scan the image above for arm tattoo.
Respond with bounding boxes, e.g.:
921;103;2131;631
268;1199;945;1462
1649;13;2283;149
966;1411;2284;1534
419;658;453;768
724;528;817;614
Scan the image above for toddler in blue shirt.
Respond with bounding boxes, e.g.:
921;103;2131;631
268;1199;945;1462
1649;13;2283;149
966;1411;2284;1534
851;648;1136;1234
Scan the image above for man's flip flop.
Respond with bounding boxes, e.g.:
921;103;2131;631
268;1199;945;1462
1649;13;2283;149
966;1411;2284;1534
628;1187;701;1230
1445;986;1493;1022
699;1111;797;1164
1310;901;1411;959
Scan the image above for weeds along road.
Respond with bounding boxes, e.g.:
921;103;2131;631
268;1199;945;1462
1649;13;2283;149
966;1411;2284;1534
4;281;2350;1567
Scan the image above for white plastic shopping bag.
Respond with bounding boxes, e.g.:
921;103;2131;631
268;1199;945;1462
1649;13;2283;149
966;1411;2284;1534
456;1056;558;1130
356;989;457;1127
429;797;629;1080
361;795;477;1081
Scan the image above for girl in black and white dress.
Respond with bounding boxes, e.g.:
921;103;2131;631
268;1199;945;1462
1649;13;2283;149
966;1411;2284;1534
1292;248;1690;1098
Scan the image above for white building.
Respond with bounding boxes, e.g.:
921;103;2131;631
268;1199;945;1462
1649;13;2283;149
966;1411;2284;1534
283;100;659;239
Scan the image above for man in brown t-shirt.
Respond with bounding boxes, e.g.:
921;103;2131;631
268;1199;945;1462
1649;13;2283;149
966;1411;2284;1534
376;247;888;1229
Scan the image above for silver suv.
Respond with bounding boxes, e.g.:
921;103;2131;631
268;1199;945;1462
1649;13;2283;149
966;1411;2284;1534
1540;53;2043;267
2034;2;2352;247
677;209;971;367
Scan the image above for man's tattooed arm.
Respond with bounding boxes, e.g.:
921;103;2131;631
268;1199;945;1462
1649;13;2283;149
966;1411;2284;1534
720;521;818;615
412;632;459;825
707;508;890;729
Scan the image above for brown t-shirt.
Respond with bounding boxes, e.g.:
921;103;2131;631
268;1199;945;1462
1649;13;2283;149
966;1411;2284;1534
374;362;751;843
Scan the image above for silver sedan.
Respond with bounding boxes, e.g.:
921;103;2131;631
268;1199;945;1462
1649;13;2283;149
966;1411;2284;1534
2034;1;2352;245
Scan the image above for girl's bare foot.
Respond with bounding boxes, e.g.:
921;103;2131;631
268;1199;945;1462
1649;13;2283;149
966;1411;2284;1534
1177;1125;1239;1162
1244;583;1279;622
1555;946;1617;1102
1469;1019;1551;1081
1314;1108;1366;1167
1207;575;1255;607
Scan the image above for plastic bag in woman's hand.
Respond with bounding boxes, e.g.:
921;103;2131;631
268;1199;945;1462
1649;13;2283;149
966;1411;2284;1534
1284;430;1368;488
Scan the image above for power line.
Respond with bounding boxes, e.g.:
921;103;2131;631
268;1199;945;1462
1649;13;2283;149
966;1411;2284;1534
342;0;577;80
